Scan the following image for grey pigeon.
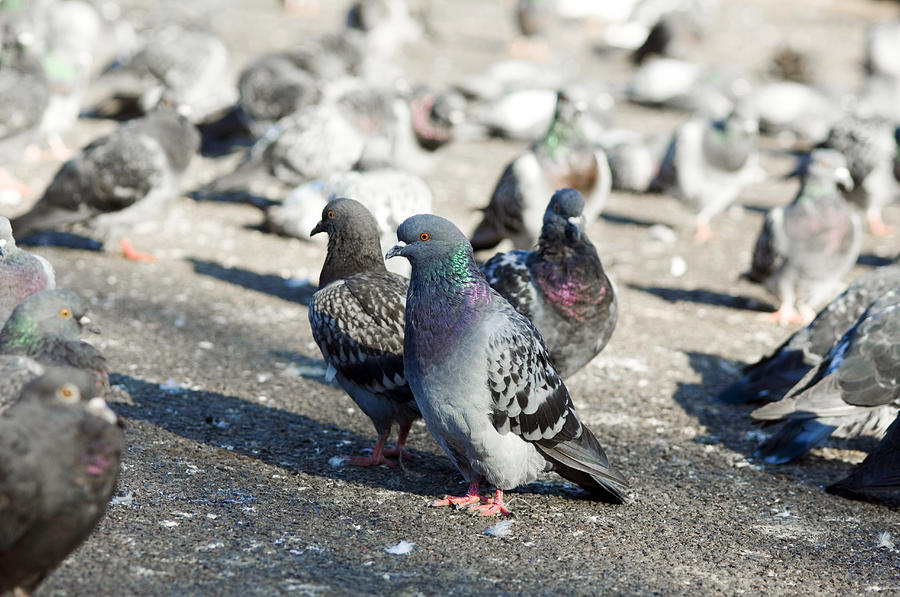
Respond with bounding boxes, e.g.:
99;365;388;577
752;288;900;464
747;148;861;325
481;188;617;379
626;58;743;119
720;255;900;404
598;128;670;193
308;198;418;467
0;367;122;596
0;216;55;323
0;289;107;390
94;23;234;123
236;52;321;137
387;214;629;516
857;21;900;121
737;82;842;145
822;114;899;236
655;109;760;240
11;108;199;259
827;412;900;501
470;89;612;251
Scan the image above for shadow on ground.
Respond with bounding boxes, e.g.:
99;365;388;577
629;284;774;312
190;258;317;305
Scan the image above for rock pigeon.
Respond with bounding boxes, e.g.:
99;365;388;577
10;108;199;260
598;128;669;193
480;188;617;379
0;367;122;596
470;89;612;251
266;168;431;276
93;23;234;123
746;148;861;325
387;214;629;515
822;114;899;236
720;255;900;404
0;289;108;390
308;198;418;467
826;412;900;501
0;216;55;323
236;52;322;137
626;59;742;119
655;109;760;240
752;288;900;464
737;82;842;145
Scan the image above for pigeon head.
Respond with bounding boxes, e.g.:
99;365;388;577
387;214;474;272
311;198;386;287
542;188;586;242
15;366;119;425
553;87;588;123
804;148;854;192
0;290;100;344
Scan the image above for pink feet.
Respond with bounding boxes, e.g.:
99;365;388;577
344;431;413;468
693;222;718;243
120;238;157;262
432;482;513;516
867;212;894;237
759;303;814;326
347;453;398;468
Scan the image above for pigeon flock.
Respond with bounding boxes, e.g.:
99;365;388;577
0;0;899;593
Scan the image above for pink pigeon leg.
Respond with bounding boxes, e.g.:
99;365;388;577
867;209;893;237
383;421;414;460
468;488;513;517
432;479;483;508
120;238;157;262
346;433;397;468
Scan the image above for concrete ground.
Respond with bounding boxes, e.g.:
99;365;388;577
4;0;899;594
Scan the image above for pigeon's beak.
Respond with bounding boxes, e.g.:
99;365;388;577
385;241;407;260
835;166;854;192
79;315;101;334
566;215;584;240
86;397;118;425
310;221;327;237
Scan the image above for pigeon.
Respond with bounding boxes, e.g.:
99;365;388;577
266;168;432;276
509;0;554;60
752;288;900;464
0;289;108;390
737;82;842;145
655;109;760;240
10;108;199;260
93;23;234;123
345;0;423;57
0;367;123;596
630;10;705;65
308;198;418;467
0;216;55;323
826;411;900;501
480;188;617;379
387;214;629;515
821;114;899;236
626;59;742;119
470;89;612;251
719;255;900;404
746;148;861;325
598;128;670;193
236;51;322;137
206;102;367;200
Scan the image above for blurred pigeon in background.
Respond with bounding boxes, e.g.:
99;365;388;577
481;188;617;379
10;108;199;260
388;214;629;516
655;109;760;241
308;198;418;467
470;88;612;251
746;148;861;325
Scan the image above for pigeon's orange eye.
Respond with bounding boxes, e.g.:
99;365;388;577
59;308;72;319
326;209;335;219
419;232;430;241
57;383;80;403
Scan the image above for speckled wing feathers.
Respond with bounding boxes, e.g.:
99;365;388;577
480;251;536;319
309;272;411;403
